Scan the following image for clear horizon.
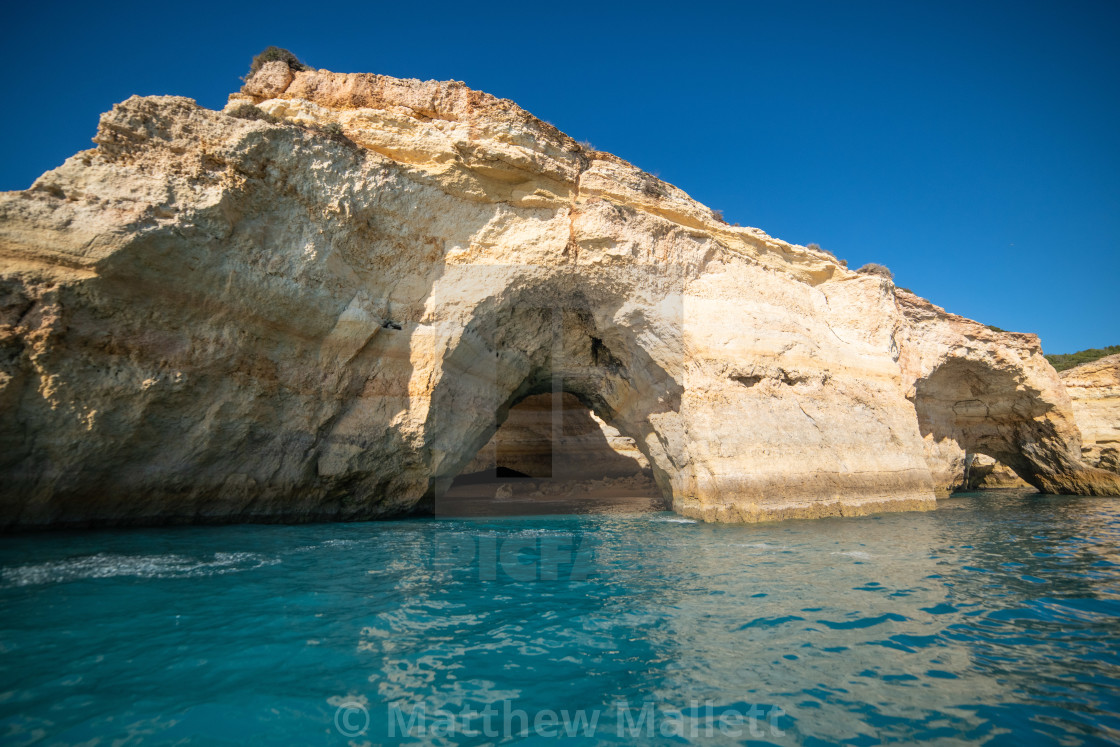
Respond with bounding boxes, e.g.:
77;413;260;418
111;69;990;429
2;0;1116;354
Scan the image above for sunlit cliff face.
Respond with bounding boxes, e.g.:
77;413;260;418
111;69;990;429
0;64;1116;528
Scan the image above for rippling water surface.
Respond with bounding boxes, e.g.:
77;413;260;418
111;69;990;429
2;490;1120;745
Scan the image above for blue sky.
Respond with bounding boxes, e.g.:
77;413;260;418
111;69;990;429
2;0;1116;353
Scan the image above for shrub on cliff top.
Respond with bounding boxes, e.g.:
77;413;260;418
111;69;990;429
246;46;310;80
856;262;894;280
1044;344;1120;372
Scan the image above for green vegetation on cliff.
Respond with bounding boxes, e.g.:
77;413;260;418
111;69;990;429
245;46;310;80
1045;345;1120;372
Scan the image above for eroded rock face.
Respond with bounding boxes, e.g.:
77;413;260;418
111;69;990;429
894;291;1118;496
1;63;1116;528
1060;355;1120;473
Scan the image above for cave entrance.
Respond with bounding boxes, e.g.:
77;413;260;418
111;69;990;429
420;277;684;517
438;391;664;517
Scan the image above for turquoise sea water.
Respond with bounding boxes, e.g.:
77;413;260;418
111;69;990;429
2;490;1120;745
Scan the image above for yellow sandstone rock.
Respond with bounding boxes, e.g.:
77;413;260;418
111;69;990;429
1060;355;1120;474
0;63;1116;528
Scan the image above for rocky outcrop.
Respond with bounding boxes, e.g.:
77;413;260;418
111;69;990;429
1060;355;1120;473
1;62;1116;528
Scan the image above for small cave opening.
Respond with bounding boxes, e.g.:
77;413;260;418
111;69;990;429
438;392;664;516
960;452;1034;491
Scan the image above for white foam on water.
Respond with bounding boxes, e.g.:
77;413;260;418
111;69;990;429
652;517;698;524
291;538;372;552
830;550;874;559
731;542;786;550
1;551;279;587
451;528;582;539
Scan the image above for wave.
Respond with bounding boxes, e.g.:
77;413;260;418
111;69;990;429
1;551;279;587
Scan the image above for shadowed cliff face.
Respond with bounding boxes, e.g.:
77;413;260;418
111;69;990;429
911;358;1083;494
0;63;1114;529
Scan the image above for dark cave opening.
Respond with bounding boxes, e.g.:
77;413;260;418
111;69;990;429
437;392;664;516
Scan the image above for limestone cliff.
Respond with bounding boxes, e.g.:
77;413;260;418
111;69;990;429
1;61;1116;528
1060;355;1120;473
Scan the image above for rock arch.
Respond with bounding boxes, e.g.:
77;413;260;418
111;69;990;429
895;291;1120;497
419;269;684;507
1;68;1117;528
913;357;1059;488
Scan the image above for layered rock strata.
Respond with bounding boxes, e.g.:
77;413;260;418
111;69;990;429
1;62;1117;528
1060;355;1120;473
